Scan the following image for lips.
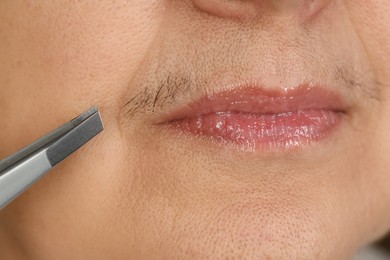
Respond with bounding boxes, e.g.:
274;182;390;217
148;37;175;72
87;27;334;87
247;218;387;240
161;85;347;150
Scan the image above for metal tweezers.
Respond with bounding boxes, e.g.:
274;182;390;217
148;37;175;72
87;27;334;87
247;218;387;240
0;107;104;210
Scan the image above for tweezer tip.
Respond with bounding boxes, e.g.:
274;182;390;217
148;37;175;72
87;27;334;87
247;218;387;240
47;108;103;167
71;107;99;125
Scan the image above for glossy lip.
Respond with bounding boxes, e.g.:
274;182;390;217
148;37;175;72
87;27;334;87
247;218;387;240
160;85;348;151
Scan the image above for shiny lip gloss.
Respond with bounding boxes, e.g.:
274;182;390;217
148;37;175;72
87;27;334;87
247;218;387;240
163;86;347;150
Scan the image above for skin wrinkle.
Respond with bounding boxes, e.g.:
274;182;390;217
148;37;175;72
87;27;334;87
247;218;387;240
344;2;390;97
343;1;390;104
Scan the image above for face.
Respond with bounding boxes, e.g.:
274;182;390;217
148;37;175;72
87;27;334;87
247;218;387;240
1;0;390;259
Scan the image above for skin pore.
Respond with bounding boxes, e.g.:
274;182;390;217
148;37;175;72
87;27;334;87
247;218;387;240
0;0;390;259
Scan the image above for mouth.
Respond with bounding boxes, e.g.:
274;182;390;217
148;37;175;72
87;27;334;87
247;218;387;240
159;84;348;151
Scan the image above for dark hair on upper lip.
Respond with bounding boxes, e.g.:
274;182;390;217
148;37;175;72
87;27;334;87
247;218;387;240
122;73;193;118
121;65;382;120
334;66;382;102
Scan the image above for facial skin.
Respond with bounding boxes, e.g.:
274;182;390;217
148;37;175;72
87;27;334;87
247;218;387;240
0;0;390;259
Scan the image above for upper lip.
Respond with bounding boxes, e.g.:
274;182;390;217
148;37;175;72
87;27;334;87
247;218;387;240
161;84;348;122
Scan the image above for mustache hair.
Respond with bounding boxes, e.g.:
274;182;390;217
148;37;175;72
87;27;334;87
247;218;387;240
122;73;195;118
121;64;381;120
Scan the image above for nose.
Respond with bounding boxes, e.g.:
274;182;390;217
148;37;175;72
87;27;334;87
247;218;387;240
191;0;332;21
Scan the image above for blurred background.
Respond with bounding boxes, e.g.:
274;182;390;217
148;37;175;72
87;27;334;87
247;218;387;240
379;235;390;250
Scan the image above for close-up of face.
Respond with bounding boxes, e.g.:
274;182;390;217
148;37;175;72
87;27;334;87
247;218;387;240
1;0;390;259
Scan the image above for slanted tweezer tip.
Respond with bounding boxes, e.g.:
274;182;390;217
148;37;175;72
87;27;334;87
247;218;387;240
0;106;103;174
71;107;99;126
47;109;103;167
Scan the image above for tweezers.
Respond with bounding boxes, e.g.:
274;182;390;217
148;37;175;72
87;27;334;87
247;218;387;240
0;107;104;210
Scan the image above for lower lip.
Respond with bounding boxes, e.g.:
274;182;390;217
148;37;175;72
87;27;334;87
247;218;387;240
164;86;346;150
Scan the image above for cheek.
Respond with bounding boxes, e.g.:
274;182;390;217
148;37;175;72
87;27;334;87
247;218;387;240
345;0;390;241
9;0;164;99
0;0;165;157
346;0;390;85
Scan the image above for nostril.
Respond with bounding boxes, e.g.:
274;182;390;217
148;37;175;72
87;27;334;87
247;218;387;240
191;0;333;22
192;0;259;19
